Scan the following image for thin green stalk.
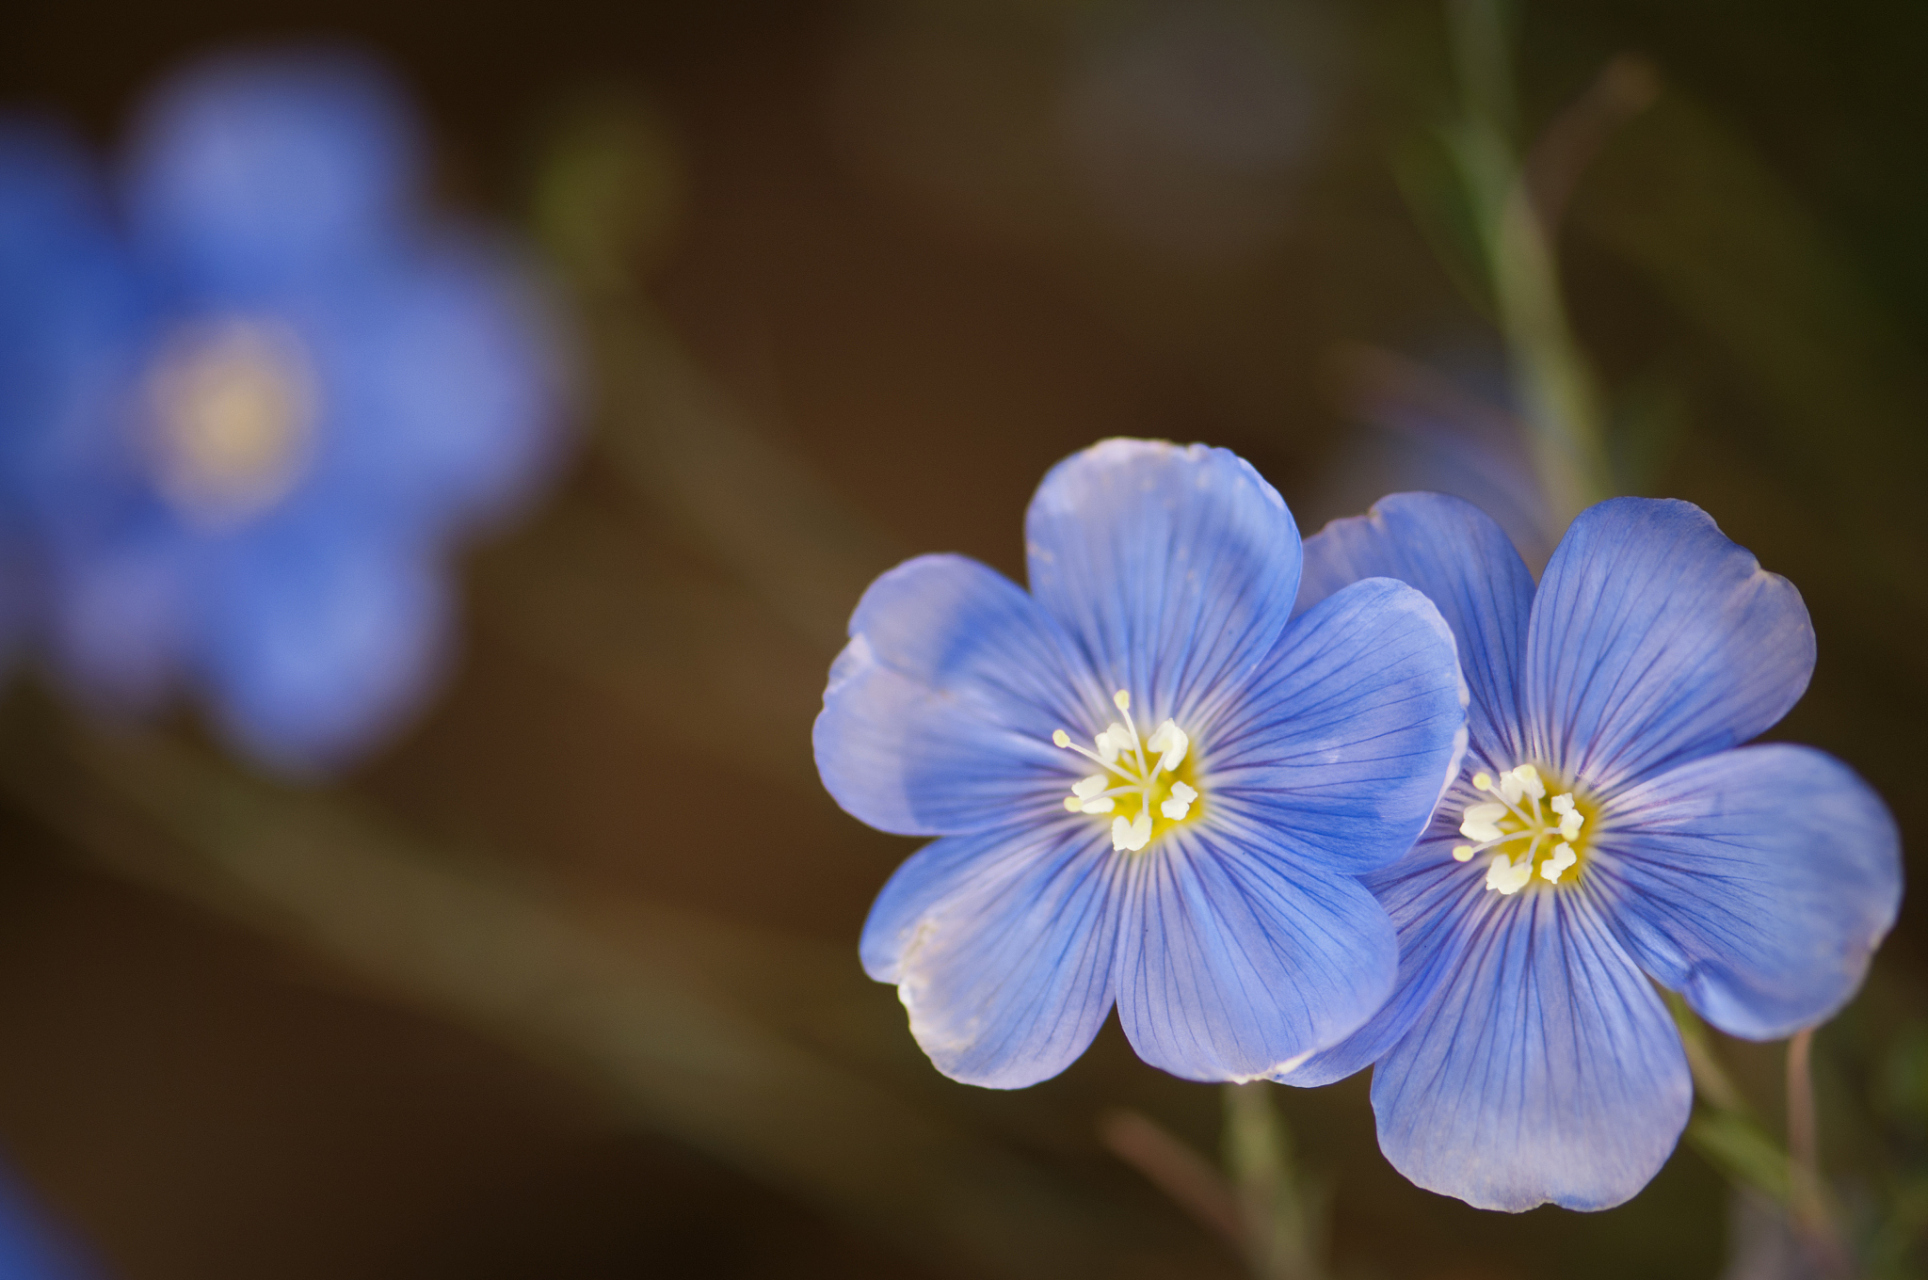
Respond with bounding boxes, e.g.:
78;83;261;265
1444;0;1613;527
1222;1083;1328;1280
1787;1030;1852;1278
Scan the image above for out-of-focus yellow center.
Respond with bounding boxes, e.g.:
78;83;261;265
1051;690;1204;853
145;319;317;528
1451;764;1598;893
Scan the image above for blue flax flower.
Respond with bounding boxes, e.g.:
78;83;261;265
1276;493;1901;1211
814;440;1469;1086
0;49;568;772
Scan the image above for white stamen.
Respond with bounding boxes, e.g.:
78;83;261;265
1156;722;1189;772
1485;853;1533;895
1053;703;1199;850
1459;767;1591;892
1460;802;1507;843
1540;842;1578;883
1160;780;1197;821
1112;811;1152;852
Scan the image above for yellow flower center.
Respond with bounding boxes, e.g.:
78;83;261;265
1051;689;1204;852
145;318;318;528
1451;764;1598;893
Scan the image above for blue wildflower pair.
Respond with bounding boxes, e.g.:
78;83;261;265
814;439;1901;1213
0;49;568;773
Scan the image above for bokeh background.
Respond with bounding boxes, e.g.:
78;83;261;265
1;0;1925;1276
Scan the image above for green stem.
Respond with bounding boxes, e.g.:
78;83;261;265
1445;0;1614;528
1786;1030;1851;1278
1222;1083;1327;1280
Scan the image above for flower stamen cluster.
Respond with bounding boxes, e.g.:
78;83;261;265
145;318;319;528
1052;689;1197;853
1451;764;1587;894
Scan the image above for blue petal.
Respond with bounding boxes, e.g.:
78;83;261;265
45;526;189;715
1296;492;1533;768
1114;825;1398;1081
815;555;1103;836
197;525;450;775
1024;440;1299;725
1206;576;1467;876
1273;836;1482;1087
1369;889;1692;1212
1598;744;1901;1040
860;822;1122;1088
1523;498;1814;792
124;48;419;297
300;233;573;540
0;120;143;507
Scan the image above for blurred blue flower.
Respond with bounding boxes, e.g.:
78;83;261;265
0;48;570;773
815;439;1468;1087
1276;493;1901;1212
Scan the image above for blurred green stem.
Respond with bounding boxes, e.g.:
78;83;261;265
1099;1109;1243;1252
1445;0;1613;526
1667;990;1748;1114
1668;994;1793;1204
534;95;902;656
1787;1030;1851;1277
1222;1083;1328;1280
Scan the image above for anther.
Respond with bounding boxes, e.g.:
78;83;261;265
1540;843;1577;883
1146;719;1189;772
1460;803;1506;843
1051;704;1199;849
1458;765;1588;891
1485;853;1533;895
1160;781;1197;821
